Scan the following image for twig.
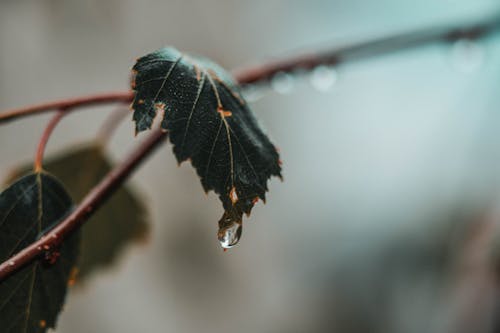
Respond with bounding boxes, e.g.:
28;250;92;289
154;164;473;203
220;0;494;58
34;110;66;172
0;129;166;281
0;15;499;124
95;104;131;145
234;14;500;85
0;91;133;124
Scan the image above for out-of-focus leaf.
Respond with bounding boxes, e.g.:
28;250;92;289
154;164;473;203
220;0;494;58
131;47;281;246
7;144;149;283
0;172;79;333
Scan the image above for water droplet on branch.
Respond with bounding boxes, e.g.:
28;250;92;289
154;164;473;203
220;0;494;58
242;85;267;102
310;65;337;92
217;211;243;249
451;39;484;73
271;72;295;94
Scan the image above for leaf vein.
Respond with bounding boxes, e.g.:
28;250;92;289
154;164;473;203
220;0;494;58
204;119;223;180
0;182;38;230
136;56;182;127
22;264;37;333
0;270;32;311
179;73;206;156
228;127;265;192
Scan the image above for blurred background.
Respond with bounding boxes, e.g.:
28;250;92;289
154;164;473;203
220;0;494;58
2;0;500;332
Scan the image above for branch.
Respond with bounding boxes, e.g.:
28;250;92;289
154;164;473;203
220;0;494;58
1;14;499;124
95;105;131;145
234;14;500;85
0;129;167;281
33;110;66;171
0;91;133;124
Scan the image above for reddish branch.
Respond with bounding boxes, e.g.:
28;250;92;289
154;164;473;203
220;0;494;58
0;14;498;125
96;106;131;144
34;110;66;171
234;14;500;84
0;13;500;281
0;129;166;281
0;91;133;124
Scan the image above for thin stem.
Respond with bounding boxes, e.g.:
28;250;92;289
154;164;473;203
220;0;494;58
234;14;500;85
95;104;131;145
34;110;66;172
0;91;133;124
0;129;167;281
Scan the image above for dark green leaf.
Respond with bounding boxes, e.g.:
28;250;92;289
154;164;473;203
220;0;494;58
7;144;149;283
131;47;282;235
0;172;79;333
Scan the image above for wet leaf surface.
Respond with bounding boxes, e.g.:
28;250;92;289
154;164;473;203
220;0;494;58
0;172;79;333
131;47;282;244
7;144;149;283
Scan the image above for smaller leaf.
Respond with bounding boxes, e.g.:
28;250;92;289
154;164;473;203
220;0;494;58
7;144;150;283
0;172;79;333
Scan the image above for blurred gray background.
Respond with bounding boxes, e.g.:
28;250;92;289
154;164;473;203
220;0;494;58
2;0;500;332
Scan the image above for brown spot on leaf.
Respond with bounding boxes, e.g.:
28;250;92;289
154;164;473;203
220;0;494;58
130;69;138;89
194;64;202;81
155;102;166;112
68;267;79;287
44;250;61;265
207;69;220;81
217;107;232;118
230;187;238;204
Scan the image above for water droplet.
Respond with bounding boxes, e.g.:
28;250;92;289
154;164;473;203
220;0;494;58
271;72;294;94
310;65;337;92
451;39;484;73
8;260;15;266
217;211;243;249
242;85;266;102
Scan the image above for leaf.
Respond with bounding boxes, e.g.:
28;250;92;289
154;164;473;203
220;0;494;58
0;172;79;333
7;144;149;283
131;47;282;237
